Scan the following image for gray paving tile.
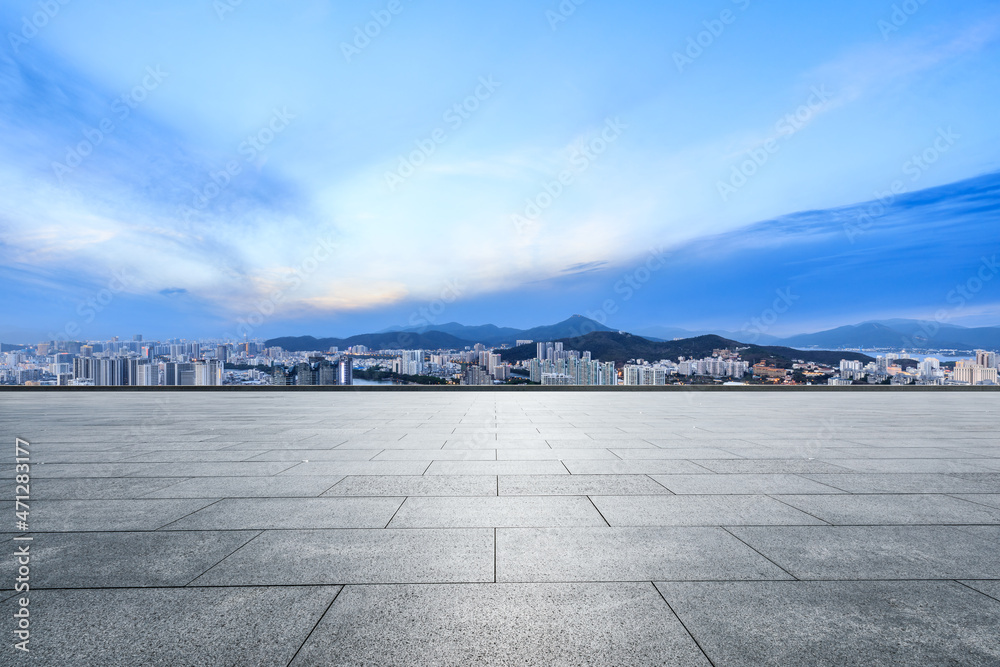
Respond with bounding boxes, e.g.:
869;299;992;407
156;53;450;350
591;495;827;526
23;477;188;500
245;449;378;461
5;530;258;587
848;437;997;447
828;458;996;473
563;459;713;475
546;438;657;449
372;449;496;461
454;427;537;436
123;450;268;462
822;446;993;459
499;474;672;496
32;451;141;464
322;475;497;497
388;496;606;528
219;438;349;450
694;459;853;474
496;448;619;460
130;461;301;477
394;435;449;445
951;494;1000;510
142;476;345;498
954;447;1000;457
28;463;161;478
2;586;339;666
947;473;1000;491
30;498;217;531
612;447;740;459
426;461;569;475
651;473;846;495
291;583;710;666
442;438;549;449
802;472;999;493
731;525;1000;579
646;438;750;448
278;460;431;476
960;580;1000;602
656;581;1000;667
951;525;1000;542
724;446;845;459
192;529;493;585
165;497;404;530
337;439;443;450
200;430;328;444
497;527;793;582
778;494;1000;525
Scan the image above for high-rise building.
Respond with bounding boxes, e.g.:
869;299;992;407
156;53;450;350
194;360;223;386
295;362;315;385
399;350;425;376
623;365;667;386
975;350;997;369
164;362;196;386
952;361;999;385
338;356;353;385
73;357;94;383
92;358;127;386
317;360;337;386
136;363;160;386
463;365;492;385
918;358;940;380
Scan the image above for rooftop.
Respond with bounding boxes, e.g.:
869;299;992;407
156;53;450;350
4;390;1000;665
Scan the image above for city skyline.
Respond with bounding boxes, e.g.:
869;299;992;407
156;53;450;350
3;1;1000;341
5;319;999;387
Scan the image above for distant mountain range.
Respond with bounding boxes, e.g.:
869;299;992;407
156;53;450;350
268;315;1000;355
265;315;896;365
377;315;616;346
268;315;618;352
633;320;1000;350
499;332;873;366
264;330;472;354
632;326;784;345
778;320;1000;350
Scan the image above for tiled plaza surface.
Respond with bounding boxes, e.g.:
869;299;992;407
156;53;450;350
2;390;1000;665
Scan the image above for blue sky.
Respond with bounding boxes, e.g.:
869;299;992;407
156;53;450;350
2;0;999;341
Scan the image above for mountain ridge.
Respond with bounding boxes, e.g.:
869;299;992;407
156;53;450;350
264;316;1000;354
499;332;874;366
265;317;876;366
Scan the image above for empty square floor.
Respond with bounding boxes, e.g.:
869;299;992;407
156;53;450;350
3;390;999;666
